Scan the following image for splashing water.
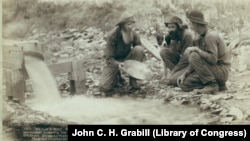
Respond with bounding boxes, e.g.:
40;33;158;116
27;94;211;124
24;55;212;124
24;55;61;106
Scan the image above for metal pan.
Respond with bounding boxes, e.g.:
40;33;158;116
119;60;153;80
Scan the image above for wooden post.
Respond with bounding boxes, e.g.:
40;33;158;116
11;69;25;105
4;67;25;105
47;60;87;95
5;70;13;100
70;61;87;94
3;47;26;105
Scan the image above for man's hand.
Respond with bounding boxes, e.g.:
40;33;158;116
106;57;119;67
177;74;186;87
118;62;124;69
184;46;199;56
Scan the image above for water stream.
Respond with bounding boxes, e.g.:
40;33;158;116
24;56;61;104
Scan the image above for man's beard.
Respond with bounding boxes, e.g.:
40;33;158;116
121;29;133;44
168;31;180;40
165;30;181;45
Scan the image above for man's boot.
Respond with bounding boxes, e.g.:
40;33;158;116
196;80;219;94
219;83;228;91
117;71;126;86
128;76;140;93
114;72;125;88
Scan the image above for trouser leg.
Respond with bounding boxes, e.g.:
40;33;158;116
179;72;205;92
180;52;214;92
169;55;189;86
179;52;229;93
169;68;187;86
159;48;180;70
99;65;119;92
125;46;145;88
188;52;229;84
125;45;145;62
188;52;215;84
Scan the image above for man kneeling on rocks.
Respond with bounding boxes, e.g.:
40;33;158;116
99;12;145;95
177;10;231;94
156;16;193;85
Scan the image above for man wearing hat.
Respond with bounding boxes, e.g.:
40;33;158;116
99;12;145;94
157;15;193;85
177;10;231;94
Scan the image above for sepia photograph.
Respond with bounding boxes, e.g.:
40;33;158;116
1;0;250;140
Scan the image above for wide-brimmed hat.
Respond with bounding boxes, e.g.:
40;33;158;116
116;12;135;26
186;10;208;25
164;16;183;28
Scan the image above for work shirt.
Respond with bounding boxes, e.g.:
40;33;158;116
104;26;142;62
194;29;231;66
186;28;231;74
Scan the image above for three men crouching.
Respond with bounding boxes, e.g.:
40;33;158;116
99;10;230;95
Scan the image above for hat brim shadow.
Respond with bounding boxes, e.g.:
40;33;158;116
187;16;208;25
164;22;182;28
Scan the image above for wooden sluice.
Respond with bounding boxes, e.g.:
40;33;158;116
3;40;87;105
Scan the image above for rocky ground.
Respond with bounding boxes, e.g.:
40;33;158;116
2;26;250;140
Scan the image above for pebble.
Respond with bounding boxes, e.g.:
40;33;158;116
211;108;223;115
227;107;244;120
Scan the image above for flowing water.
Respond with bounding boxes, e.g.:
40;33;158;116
24;56;61;105
24;56;212;124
